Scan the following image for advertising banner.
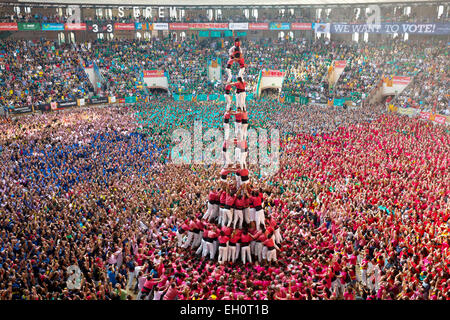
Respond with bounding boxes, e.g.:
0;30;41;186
269;22;290;30
135;22;143;30
108;96;116;103
330;23;450;34
392;76;411;85
0;23;18;31
334;60;347;69
65;23;86;31
313;23;331;34
18;23;40;31
189;23;228;30
291;23;312;30
57;100;77;109
169;23;189;30
89;97;108;104
42;23;65;31
143;70;164;78
152;23;169;31
229;22;249;30
141;23;152;31
12;106;32;114
249;23;269;30
262;70;286;77
114;23;135;31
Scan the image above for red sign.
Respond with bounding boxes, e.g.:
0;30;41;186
249;23;269;30
118;98;125;104
65;23;86;31
334;60;347;69
393;76;411;85
0;23;18;31
291;23;312;30
114;23;135;31
433;115;447;124
189;23;228;29
170;23;189;30
420;112;431;120
262;70;286;77
143;70;164;78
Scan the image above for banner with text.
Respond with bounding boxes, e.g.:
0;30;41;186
330;23;450;34
143;70;165;78
229;23;249;30
269;23;290;30
392;76;411;85
334;60;347;69
18;23;40;31
249;23;269;30
114;23;135;31
189;23;228;30
262;70;286;77
0;23;18;31
65;23;86;31
291;23;312;30
12;106;32;114
42;23;65;31
169;23;189;30
152;23;169;31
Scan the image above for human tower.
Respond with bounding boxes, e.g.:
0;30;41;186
176;38;282;265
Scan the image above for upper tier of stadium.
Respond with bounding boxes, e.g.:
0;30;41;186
15;0;445;5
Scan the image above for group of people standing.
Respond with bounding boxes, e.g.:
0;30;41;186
176;186;282;265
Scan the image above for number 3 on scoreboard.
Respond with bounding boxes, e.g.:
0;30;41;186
92;23;98;33
106;24;113;33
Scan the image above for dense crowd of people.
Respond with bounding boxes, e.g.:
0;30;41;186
0;92;448;300
395;46;449;115
0;40;94;108
2;37;447;115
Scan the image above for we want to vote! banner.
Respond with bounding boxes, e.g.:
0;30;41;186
330;23;450;34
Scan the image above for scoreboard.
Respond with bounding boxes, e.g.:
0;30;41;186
87;22;113;33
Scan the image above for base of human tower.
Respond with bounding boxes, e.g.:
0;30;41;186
176;119;282;265
175;176;283;266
